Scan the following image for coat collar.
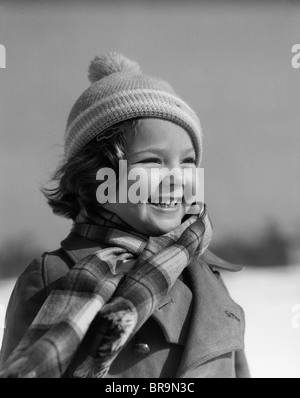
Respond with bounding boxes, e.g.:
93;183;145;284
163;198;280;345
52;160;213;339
201;250;243;272
61;232;243;272
60;232;103;263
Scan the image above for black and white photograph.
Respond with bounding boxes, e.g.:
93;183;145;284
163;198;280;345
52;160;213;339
0;0;299;380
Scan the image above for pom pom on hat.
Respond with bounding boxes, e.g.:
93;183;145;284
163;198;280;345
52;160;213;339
88;52;142;83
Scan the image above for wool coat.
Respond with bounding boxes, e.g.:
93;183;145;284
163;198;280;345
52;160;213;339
0;232;250;378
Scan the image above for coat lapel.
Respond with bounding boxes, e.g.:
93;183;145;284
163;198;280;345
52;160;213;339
151;278;193;345
176;259;245;378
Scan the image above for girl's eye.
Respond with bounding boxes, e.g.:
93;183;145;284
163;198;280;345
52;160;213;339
138;158;161;164
182;157;196;165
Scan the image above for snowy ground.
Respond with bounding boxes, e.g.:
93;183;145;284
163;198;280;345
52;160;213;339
0;265;299;378
0;279;15;357
223;265;300;378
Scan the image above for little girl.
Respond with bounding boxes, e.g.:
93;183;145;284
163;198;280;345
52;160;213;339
0;52;250;378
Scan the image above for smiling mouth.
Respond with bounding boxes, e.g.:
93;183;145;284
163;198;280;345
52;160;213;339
147;198;181;208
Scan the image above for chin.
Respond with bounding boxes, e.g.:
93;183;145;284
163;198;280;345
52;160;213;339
147;221;182;236
143;213;184;236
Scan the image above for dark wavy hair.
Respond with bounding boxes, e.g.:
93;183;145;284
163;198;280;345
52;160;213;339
42;119;139;220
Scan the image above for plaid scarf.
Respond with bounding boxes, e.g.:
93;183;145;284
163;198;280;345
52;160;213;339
0;206;213;378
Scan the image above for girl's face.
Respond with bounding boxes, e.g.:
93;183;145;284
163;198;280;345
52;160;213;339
104;118;197;236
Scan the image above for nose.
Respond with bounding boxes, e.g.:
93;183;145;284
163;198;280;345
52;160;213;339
159;168;186;198
161;170;185;190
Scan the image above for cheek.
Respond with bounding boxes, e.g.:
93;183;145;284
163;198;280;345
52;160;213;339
126;166;158;203
183;167;203;204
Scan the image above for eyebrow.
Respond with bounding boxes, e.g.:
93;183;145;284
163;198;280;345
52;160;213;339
132;148;195;156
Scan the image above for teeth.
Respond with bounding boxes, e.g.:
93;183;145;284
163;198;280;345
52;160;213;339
147;198;182;208
149;200;179;207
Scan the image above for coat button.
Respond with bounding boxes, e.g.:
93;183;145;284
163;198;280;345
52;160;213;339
133;343;151;355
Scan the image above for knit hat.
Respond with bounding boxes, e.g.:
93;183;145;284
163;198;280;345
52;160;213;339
64;52;203;164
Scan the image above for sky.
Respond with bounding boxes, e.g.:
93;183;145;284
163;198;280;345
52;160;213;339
0;0;300;255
